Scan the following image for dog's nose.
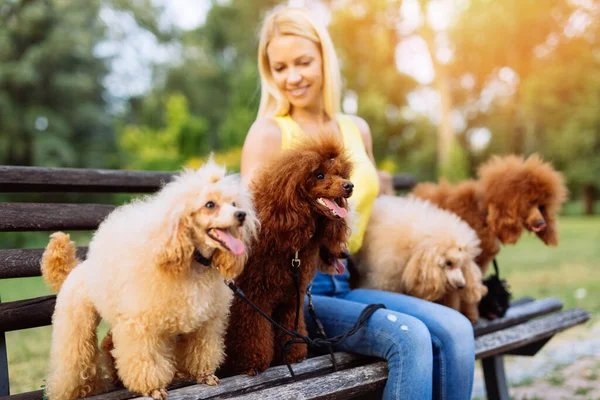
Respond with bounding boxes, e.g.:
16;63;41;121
342;181;354;193
235;211;246;223
457;283;465;289
533;219;546;228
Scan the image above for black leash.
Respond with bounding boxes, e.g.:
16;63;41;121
306;284;338;371
225;279;385;378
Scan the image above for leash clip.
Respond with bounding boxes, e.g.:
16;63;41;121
224;278;235;288
291;250;301;269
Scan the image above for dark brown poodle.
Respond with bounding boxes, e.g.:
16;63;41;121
223;135;353;376
412;154;567;322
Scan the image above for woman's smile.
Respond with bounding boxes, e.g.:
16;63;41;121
288;85;310;97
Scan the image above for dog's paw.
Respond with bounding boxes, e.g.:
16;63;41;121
245;368;262;376
198;374;220;386
146;388;168;400
290;355;306;364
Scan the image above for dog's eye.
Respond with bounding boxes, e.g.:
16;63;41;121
205;201;215;209
232;202;236;207
445;260;453;267
317;173;325;180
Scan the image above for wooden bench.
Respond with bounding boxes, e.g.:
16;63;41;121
0;165;590;400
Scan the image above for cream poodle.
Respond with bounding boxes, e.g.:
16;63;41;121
354;196;486;322
40;160;258;400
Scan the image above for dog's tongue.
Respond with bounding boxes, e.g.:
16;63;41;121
214;229;245;256
332;258;345;274
321;198;347;218
532;223;547;233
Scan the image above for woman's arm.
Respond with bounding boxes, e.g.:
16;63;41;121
240;118;283;186
348;115;395;196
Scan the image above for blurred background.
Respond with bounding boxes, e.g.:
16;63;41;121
0;0;599;398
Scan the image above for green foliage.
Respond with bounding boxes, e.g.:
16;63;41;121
328;0;418;164
439;138;470;183
124;0;275;153
447;0;600;202
520;38;600;194
119;94;208;170
0;0;172;168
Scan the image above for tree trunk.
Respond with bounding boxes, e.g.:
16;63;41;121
583;184;597;216
434;61;455;175
419;21;455;177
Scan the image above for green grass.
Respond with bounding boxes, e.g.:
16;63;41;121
495;216;600;315
1;216;599;394
545;371;565;386
574;386;593;395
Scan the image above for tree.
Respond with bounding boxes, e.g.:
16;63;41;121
448;0;576;154
120;93;208;171
521;37;600;214
126;0;279;155
0;0;171;168
327;0;419;170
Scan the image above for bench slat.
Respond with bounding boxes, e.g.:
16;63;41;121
0;248;88;279
474;297;563;336
0;203;114;232
223;362;387;400
475;308;590;359
84;352;372;400
0;295;55;332
0;390;42;400
0;295;568;339
0;166;172;193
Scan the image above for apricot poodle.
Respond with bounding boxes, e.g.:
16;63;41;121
355;196;486;323
412;153;567;321
223;135;353;376
41;160;258;400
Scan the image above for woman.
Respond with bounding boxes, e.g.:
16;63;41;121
240;7;475;400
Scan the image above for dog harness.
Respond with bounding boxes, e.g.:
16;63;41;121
275;114;379;254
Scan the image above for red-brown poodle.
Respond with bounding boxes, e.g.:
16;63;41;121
412;154;567;322
223;135;353;376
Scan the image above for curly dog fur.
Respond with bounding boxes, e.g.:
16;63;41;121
223;135;353;376
355;196;486;323
412;153;567;321
41;160;258;400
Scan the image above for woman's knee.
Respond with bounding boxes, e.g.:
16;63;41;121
374;311;432;365
431;307;475;358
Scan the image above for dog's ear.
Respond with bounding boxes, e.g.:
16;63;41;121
401;247;446;302
486;203;523;244
459;261;487;304
254;154;316;251
155;205;194;276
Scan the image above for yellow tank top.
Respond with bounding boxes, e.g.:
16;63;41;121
274;114;379;254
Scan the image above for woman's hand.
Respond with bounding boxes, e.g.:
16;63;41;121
377;170;394;196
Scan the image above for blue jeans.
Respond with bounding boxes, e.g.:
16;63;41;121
306;270;475;400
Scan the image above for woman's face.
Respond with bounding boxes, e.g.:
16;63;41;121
266;35;323;112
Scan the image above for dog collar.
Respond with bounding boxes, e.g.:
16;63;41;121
193;250;212;266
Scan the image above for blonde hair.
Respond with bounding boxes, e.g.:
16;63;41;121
257;7;341;119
